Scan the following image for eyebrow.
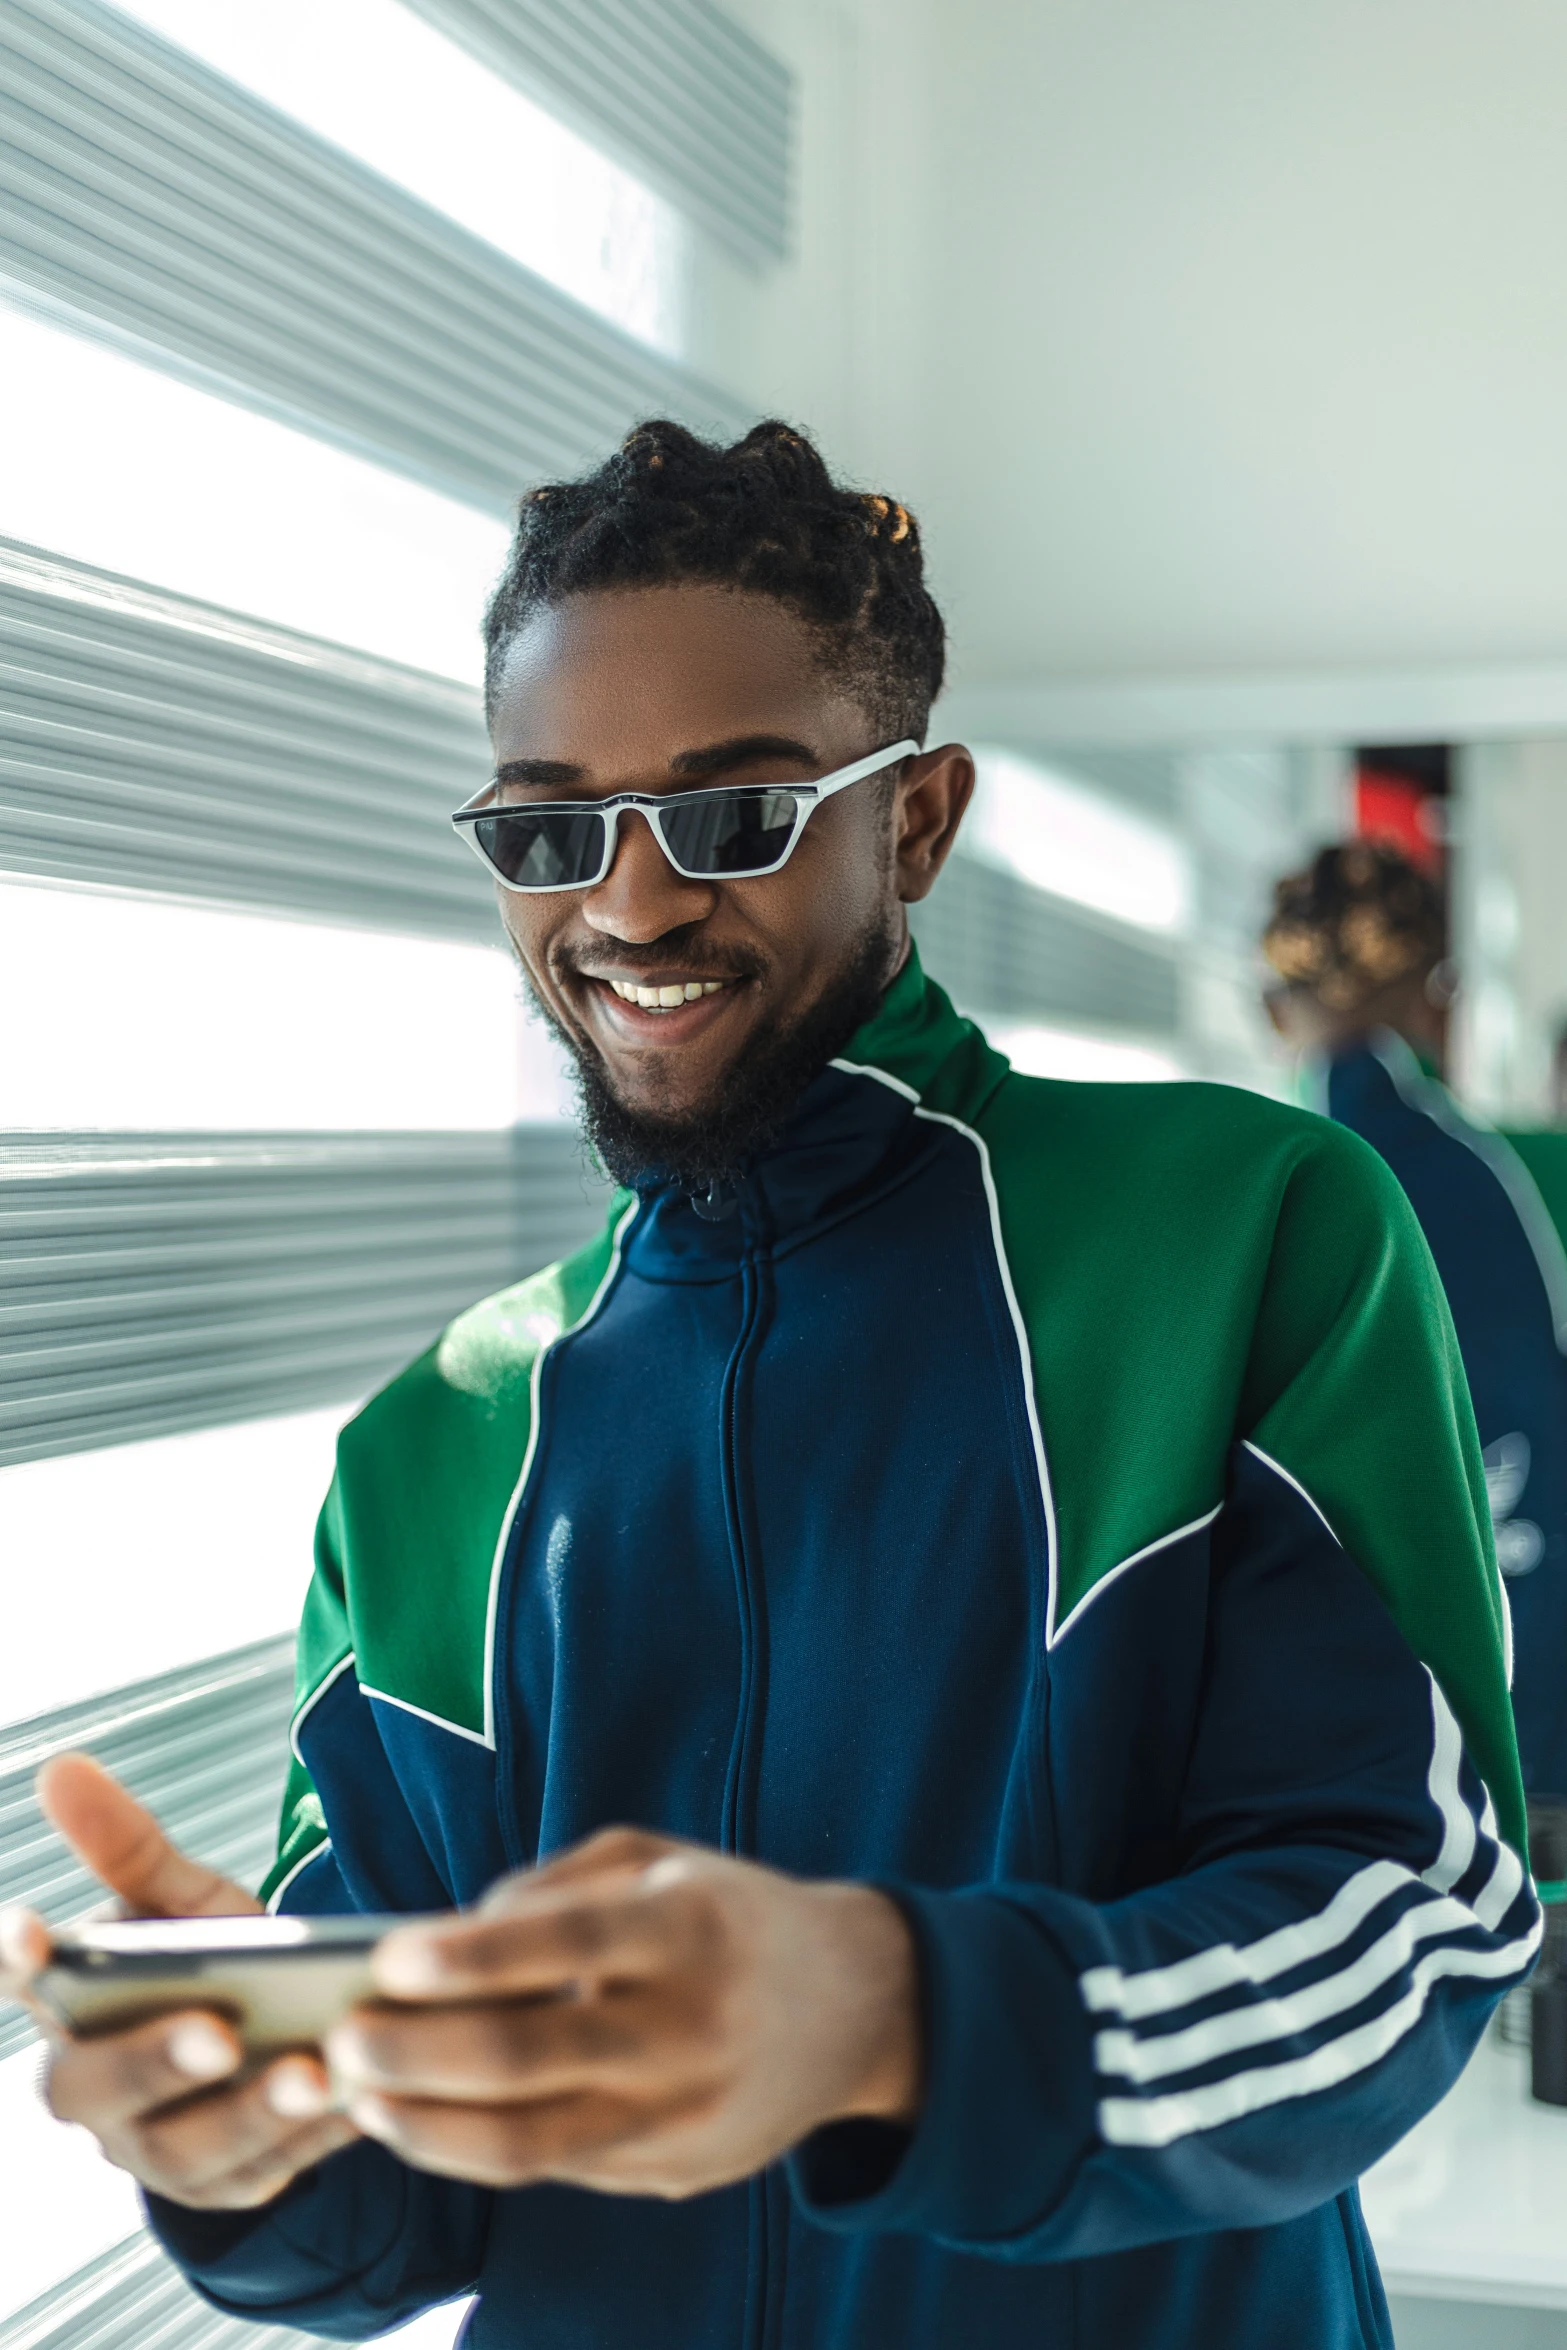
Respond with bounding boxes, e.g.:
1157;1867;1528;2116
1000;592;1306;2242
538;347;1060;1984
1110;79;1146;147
491;735;820;793
668;734;819;779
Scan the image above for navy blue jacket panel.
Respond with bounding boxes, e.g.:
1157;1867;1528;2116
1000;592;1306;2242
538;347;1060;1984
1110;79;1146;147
147;1046;1535;2350
1324;1038;1567;1797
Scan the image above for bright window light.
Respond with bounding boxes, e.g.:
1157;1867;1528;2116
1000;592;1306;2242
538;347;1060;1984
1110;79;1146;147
0;303;507;682
994;1023;1187;1085
0;2048;142;2321
113;0;686;355
0;881;565;1130
0;1407;345;1725
965;748;1194;937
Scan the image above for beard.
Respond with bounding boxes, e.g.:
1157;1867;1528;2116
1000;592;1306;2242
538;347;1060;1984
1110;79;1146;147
521;915;899;1198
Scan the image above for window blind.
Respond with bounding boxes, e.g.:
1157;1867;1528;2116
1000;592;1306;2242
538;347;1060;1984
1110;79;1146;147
0;2234;319;2350
401;0;791;269
0;1128;609;1467
0;536;1184;1057
909;856;1181;1038
0;1635;313;2343
0;538;496;938
0;1635;294;2063
0;0;751;516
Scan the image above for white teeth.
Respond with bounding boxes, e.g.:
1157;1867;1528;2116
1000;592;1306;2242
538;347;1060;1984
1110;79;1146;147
606;977;728;1008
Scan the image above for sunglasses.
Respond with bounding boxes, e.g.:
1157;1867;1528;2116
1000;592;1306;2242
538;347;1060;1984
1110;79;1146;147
452;739;919;893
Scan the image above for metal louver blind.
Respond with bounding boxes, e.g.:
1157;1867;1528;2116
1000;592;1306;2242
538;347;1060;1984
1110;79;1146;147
0;1127;609;1467
0;1635;295;2063
0;0;751;515
0;2235;322;2350
910;856;1180;1037
0;539;497;937
402;0;791;269
0;1640;325;2348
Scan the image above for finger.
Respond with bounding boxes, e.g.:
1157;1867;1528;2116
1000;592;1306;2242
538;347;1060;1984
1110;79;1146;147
344;2084;651;2189
0;1907;67;2043
517;1828;686;1894
47;2009;244;2128
36;1757;261;1920
155;2109;361;2212
0;1905;52;1996
132;2056;336;2196
374;1879;710;2003
327;1985;705;2105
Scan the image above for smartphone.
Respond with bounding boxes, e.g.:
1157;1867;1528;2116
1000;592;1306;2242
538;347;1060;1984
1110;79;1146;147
36;1912;417;2057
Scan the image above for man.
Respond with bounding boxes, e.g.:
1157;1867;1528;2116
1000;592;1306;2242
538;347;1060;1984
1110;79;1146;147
1264;841;1567;1800
2;423;1539;2349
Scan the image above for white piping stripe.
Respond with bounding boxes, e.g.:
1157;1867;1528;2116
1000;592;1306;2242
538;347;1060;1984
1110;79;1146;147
480;1194;641;1751
1420;1673;1477;1897
828;1055;921;1104
288;1649;357;1767
1473;1791;1527;1933
828;1058;1062;1637
1241;1441;1341;1546
1368;1030;1567;1351
360;1684;491;1748
1052;1505;1223;1645
1081;1857;1414;2020
1094;1888;1477;2083
1084;1679;1518;2026
1364;1031;1549;1671
911;1105;1060;1636
1099;1921;1541;2147
264;1837;334;1915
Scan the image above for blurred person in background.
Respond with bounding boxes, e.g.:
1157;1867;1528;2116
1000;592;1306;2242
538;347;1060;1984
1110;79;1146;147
1264;842;1567;1801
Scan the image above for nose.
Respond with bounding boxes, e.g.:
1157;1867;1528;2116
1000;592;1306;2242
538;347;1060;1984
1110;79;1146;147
579;808;718;942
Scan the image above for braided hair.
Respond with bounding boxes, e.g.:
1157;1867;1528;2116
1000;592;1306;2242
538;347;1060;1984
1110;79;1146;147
483;419;945;742
1262;843;1446;1014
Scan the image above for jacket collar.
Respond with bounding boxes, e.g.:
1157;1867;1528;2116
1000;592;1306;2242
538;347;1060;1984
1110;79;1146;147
619;949;1008;1275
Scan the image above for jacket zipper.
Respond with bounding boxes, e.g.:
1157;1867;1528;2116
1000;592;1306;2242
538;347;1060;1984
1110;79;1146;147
718;1238;779;2348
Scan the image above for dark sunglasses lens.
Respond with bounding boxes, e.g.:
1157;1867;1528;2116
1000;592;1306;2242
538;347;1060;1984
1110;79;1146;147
472;808;607;888
659;790;801;876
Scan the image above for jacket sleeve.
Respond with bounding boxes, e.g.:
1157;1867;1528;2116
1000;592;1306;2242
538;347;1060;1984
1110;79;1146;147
143;1482;494;2338
792;1131;1541;2259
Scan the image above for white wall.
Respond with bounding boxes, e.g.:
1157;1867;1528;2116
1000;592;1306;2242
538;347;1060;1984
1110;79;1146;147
719;0;1567;726
1453;739;1567;1121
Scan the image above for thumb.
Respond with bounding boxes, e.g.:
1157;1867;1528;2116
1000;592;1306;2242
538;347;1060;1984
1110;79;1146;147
36;1754;261;1919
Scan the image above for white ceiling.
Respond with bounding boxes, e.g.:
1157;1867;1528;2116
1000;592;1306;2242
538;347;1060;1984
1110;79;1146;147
730;0;1567;726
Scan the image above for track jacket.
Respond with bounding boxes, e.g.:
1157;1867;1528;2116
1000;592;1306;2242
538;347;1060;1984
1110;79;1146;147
1318;1035;1567;1798
150;956;1539;2350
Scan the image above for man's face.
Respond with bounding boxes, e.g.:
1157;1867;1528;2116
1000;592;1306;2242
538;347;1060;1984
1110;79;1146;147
487;583;971;1166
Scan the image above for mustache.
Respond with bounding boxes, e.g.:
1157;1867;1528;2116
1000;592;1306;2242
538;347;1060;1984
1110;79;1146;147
551;935;769;987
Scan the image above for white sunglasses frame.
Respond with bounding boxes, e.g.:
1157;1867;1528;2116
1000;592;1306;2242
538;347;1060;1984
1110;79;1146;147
451;738;920;893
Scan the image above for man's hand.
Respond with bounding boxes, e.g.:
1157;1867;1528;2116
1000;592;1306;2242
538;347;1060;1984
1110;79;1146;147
0;1755;357;2210
326;1826;921;2198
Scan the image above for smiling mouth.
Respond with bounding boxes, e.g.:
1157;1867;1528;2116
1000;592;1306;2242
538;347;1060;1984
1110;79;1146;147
600;977;733;1014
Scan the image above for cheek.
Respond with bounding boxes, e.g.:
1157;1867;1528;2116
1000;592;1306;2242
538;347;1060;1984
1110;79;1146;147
500;901;559;988
738;806;890;945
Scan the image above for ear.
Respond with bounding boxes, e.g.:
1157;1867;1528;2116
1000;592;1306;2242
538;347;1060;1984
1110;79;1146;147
893;745;975;905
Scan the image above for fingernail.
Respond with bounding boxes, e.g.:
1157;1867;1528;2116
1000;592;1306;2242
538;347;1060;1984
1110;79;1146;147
322;2023;365;2079
168;2019;238;2080
347;2090;393;2138
0;1907;37;1974
374;1935;446;1995
266;2059;330;2119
